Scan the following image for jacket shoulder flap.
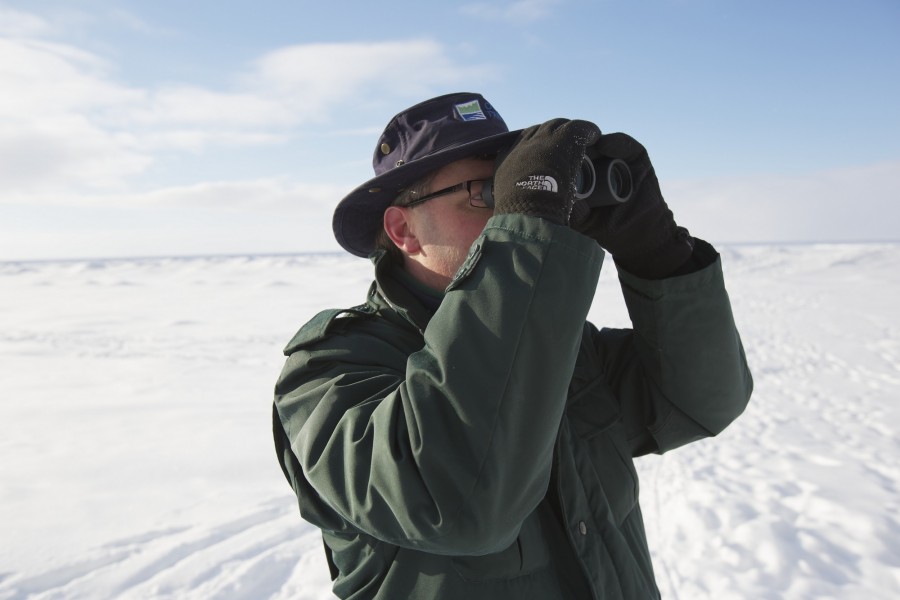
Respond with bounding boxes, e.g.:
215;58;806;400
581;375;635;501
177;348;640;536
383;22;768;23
282;304;376;356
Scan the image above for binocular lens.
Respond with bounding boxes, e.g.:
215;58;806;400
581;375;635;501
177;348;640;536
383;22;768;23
574;160;596;200
608;160;632;201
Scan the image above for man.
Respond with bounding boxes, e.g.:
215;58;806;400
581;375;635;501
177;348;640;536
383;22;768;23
273;92;752;599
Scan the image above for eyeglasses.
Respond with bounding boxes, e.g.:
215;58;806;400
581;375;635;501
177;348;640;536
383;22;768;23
404;180;490;209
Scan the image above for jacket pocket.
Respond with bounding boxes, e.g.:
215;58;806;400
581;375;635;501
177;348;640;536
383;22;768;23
570;381;639;525
451;511;550;583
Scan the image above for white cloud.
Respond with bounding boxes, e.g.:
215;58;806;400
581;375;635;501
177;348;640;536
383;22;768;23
0;116;150;191
461;0;562;22
0;36;151;191
0;39;142;115
107;8;179;37
3;177;348;212
238;39;493;127
123;85;295;127
666;160;900;243
0;178;346;260
139;130;288;153
126;179;346;212
0;7;53;36
0;15;494;197
114;40;492;131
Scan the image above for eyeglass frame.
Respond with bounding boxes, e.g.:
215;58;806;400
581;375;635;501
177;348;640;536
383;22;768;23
402;179;491;209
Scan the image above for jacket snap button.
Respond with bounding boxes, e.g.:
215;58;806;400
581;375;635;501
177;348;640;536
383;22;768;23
579;521;587;535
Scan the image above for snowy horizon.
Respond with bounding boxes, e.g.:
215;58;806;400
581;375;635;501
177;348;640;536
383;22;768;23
4;238;900;266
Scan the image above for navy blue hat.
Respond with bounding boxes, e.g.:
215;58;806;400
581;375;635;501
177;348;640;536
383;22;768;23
333;92;521;258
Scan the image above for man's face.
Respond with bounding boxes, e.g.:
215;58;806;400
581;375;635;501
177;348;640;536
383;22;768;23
402;156;495;290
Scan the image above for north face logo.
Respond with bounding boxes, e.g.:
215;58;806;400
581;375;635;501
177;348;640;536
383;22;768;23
516;175;558;192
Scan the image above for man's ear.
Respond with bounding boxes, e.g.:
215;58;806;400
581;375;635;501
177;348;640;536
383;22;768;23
383;206;421;255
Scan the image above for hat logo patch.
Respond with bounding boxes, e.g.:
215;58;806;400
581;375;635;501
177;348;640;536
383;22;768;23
455;99;487;121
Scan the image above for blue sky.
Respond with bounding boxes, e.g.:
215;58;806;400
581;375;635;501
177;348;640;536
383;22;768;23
1;0;898;260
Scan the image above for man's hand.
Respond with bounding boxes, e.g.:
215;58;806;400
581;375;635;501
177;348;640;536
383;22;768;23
492;119;601;226
575;132;694;279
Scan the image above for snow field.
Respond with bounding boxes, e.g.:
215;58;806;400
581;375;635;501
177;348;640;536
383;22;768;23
1;244;898;598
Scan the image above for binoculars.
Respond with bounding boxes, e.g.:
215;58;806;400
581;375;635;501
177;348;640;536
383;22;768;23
482;153;633;208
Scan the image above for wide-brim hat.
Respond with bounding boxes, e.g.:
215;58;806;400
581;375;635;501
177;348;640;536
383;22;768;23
333;92;521;258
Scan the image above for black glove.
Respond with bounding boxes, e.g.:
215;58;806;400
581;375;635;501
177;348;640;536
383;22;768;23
575;132;694;279
493;119;601;226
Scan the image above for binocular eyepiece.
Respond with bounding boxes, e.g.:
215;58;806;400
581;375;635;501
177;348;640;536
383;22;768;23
574;155;633;207
482;153;633;209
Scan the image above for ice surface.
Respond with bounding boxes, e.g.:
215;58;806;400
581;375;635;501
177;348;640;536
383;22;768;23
1;245;898;599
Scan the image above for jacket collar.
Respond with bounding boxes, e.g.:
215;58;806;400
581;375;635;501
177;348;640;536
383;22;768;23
368;250;440;334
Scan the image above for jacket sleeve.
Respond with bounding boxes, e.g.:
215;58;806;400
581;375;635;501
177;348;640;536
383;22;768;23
592;239;753;455
274;214;604;556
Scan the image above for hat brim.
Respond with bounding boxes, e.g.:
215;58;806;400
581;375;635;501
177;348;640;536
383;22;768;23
333;128;522;258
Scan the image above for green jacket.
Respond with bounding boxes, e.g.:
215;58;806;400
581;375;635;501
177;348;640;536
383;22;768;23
273;214;752;599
